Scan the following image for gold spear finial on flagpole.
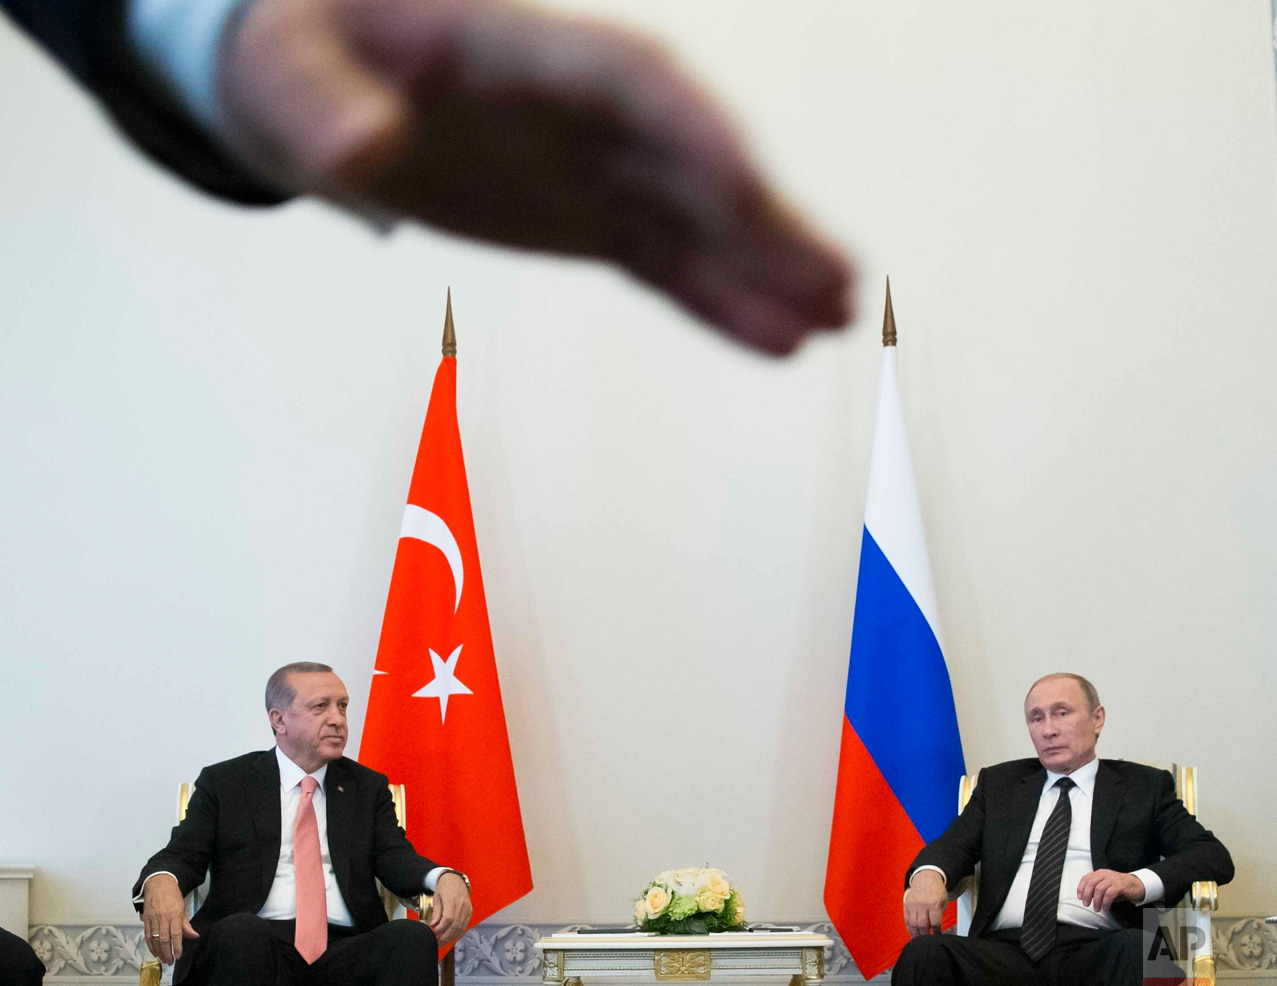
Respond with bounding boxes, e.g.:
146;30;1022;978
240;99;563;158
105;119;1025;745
442;287;457;356
882;277;897;347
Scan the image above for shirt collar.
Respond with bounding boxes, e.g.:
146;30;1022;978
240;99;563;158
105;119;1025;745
1045;755;1098;797
275;746;328;792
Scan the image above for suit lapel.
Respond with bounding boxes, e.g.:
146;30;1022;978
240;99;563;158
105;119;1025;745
325;758;353;904
253;751;283;902
1089;760;1123;871
1003;765;1046;875
977;765;1044;932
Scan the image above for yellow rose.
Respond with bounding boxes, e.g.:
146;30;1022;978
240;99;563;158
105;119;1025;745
730;893;747;925
696;889;726;913
705;873;731;899
634;898;648;925
644;886;672;918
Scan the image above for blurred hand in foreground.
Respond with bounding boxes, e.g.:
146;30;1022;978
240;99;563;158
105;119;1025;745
219;0;854;354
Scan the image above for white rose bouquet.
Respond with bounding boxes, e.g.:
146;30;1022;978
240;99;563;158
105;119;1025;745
633;867;746;934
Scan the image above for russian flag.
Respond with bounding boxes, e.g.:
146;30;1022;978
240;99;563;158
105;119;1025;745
823;285;965;980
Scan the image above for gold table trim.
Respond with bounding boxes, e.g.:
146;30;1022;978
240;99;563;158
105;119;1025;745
654;950;711;981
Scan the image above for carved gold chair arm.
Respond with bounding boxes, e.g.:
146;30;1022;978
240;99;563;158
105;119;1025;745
1192;954;1216;986
381;887;434;923
139;959;162;986
1191;880;1218;912
409;893;434;923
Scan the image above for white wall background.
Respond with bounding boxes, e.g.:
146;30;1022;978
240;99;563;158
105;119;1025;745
2;0;1275;927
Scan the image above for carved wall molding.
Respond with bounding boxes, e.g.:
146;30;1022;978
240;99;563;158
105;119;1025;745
28;925;151;980
1215;917;1277;973
29;917;1277;983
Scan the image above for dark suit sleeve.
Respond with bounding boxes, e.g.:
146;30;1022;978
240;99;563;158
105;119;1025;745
905;768;986;893
131;767;219;911
1145;769;1234;903
1;0;285;204
370;780;439;900
0;926;46;986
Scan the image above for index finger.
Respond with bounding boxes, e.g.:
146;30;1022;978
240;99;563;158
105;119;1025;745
431;892;453;931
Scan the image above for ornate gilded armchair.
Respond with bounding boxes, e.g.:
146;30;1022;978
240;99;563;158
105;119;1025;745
139;783;454;986
952;764;1218;985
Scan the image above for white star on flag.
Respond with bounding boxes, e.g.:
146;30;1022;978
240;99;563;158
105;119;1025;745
412;645;473;723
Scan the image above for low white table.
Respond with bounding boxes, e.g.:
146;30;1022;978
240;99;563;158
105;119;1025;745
534;932;832;986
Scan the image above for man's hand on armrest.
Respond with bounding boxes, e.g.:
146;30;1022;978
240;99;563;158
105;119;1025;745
1076;870;1149;912
141;873;199;967
903;869;947;938
430;871;473;945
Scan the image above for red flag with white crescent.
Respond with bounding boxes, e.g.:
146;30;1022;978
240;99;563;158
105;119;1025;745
359;352;532;931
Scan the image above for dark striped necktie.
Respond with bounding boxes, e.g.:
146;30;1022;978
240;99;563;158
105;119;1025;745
1020;777;1076;961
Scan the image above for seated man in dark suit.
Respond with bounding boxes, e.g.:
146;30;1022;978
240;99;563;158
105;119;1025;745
0;926;45;985
895;672;1233;986
132;661;472;986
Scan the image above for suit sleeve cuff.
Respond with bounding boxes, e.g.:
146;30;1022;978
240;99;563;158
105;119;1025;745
133;871;180;905
125;0;256;135
910;865;948;888
425;868;471;894
1131;868;1163;905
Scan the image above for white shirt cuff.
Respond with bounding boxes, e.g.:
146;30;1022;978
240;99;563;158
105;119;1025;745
125;0;255;135
1130;868;1164;905
133;870;180;904
424;867;449;892
909;865;948;888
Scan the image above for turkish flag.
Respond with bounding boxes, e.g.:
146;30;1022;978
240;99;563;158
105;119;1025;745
359;353;532;931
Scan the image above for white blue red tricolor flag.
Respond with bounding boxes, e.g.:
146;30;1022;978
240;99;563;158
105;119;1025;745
823;318;965;979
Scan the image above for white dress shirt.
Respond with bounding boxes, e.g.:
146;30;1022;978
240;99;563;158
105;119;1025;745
126;0;248;133
123;0;407;231
914;758;1164;931
259;747;355;926
137;747;450;917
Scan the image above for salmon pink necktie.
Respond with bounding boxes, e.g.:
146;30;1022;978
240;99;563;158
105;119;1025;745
293;776;327;963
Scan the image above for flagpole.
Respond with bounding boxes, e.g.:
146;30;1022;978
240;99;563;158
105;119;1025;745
439;293;465;982
443;287;457;356
882;276;897;347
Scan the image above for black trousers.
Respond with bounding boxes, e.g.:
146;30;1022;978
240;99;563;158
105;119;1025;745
891;925;1169;986
0;926;45;986
181;914;438;986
